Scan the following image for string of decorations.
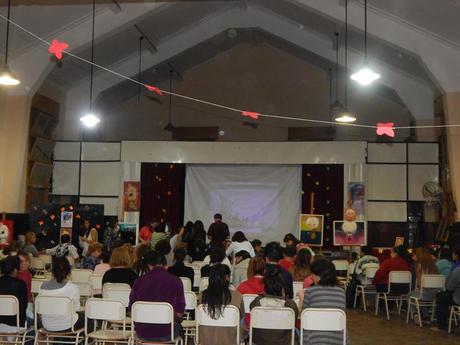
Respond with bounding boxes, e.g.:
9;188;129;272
2;13;460;138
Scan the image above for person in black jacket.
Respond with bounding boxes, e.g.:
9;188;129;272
0;256;28;329
168;247;194;286
264;242;294;299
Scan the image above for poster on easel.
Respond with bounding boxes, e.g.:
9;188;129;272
61;211;73;228
333;219;367;246
0;220;14;248
300;214;324;246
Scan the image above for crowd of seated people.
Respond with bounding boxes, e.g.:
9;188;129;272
1;215;460;345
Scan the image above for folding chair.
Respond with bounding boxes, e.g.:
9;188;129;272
300;308;346;345
85;298;128;345
38;254;52;267
448;305;460;334
332;260;349;277
293;282;304;297
35;295;84;345
130;302;183;345
242;294;258;315
75;283;93;304
249;306;296;345
71;269;93;284
103;284;131;307
31;279;44;300
180;277;192;292
198;277;209;293
88;274;103;296
30;258;46;278
375;271;412;320
0;295;34;345
406;274;445;327
353;266;379;312
182;292;197;345
196;304;242;345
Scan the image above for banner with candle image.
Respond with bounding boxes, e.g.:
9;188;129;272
299;214;324;246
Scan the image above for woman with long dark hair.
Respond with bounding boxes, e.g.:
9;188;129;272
289;249;314;287
199;264;243;345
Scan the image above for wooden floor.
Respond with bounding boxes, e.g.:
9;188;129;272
348;309;460;345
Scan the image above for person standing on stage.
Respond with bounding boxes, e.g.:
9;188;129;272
207;213;230;246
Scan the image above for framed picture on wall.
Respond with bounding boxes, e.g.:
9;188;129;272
299;214;324;246
333;220;367;246
119;223;139;245
0;220;14;249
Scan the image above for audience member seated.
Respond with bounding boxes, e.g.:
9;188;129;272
102;246;138;287
436;248;453;277
232;250;252;287
250;265;299;345
238;257;266;294
283;233;299;247
279;245;296;272
169;226;185;251
129;251;185;341
1;241;20;259
168;247;195;286
251;239;263;257
298;258;346;345
154;239;173;266
433;248;460;332
38;257;82;332
226;231;255;258
103;219;120;251
411;249;439;301
94;249;111;275
199;264;244;345
139;220;156;245
22;232;39;257
0;256;28;333
81;242;102;270
354;246;380;284
373;245;412;293
150;222;168;251
45;234;79;260
207;213;230;246
289;249;314;288
17;253;32;301
201;244;232;277
190;238;207;262
132;244;152;276
265;242;293;299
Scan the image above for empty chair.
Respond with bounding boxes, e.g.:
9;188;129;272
70;269;93;284
449;305;460;334
75;282;93;302
375;271;412;320
249;306;296;345
242;294;258;314
196;304;242;345
130;302;183;345
85;298;128;344
293;282;304;297
34;295;84;345
103;283;131;307
88;274;103;295
332;260;349;277
182;292;198;345
353;266;379;312
180;277;193;292
30;258;46;278
406;274;445;327
0;295;34;345
300;308;347;345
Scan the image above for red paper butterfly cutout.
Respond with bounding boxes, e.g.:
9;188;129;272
242;111;260;120
145;85;163;96
376;122;395;138
48;39;69;60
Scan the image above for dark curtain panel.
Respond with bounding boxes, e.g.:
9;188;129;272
302;164;344;249
140;163;185;232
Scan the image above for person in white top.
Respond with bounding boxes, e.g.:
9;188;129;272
225;231;255;258
38;257;82;332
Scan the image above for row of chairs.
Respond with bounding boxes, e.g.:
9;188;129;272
0;294;346;345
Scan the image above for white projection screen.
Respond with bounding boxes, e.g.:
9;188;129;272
184;165;302;243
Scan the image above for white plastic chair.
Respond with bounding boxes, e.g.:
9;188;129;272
71;269;93;284
249;306;296;345
198;277;209;293
180;277;192;292
85;298;128;345
242;294;258;314
130;302;183;345
449;305;460;333
182;292;198;345
30;258;46;278
332;260;349;273
88;274;103;295
300;308;346;345
375;271;412;320
0;295;34;345
102;284;131;308
34;295;84;345
353;266;379;312
196;304;242;345
406;274;445;327
293;282;304;298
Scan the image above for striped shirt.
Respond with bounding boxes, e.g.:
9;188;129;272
302;285;346;345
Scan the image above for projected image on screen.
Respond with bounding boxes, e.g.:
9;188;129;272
184;165;301;243
210;183;279;236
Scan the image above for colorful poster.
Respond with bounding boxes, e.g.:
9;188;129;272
347;182;365;217
394;236;405;247
299;214;324;246
333;220;367;246
124;181;141;212
119;223;138;245
0;220;14;248
61;211;73;228
60;227;73;243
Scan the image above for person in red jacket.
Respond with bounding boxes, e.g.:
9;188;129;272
373;245;413;294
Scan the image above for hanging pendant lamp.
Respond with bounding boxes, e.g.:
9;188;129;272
350;0;380;86
335;0;356;123
0;0;20;86
330;32;350;122
164;69;175;132
80;0;100;128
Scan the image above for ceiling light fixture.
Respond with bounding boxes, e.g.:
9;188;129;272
80;0;100;128
350;0;380;86
335;0;356;123
0;0;20;86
